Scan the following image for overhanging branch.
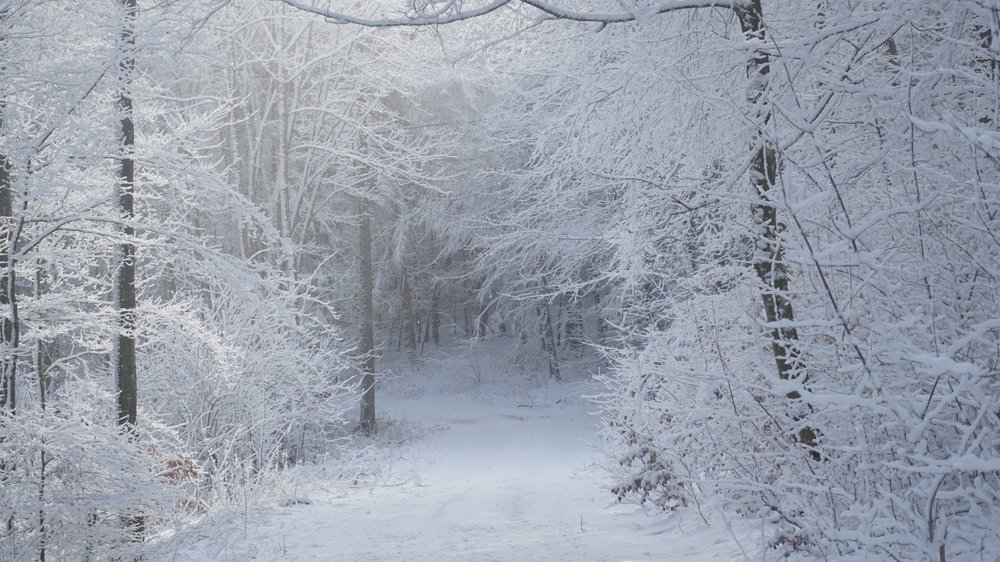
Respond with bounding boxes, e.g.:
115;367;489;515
277;0;748;26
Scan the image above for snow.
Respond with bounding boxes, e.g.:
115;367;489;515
159;343;761;561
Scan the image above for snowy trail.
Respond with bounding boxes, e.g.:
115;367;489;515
170;387;755;561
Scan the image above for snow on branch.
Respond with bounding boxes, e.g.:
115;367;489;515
278;0;749;26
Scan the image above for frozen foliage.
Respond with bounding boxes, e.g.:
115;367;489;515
0;382;185;561
589;1;1000;559
140;280;353;493
2;0;999;558
0;1;355;557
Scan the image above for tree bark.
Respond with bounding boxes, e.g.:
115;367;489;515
540;302;560;380
429;284;440;345
0;7;15;417
34;263;49;411
564;295;584;356
115;0;145;541
400;265;417;356
594;290;607;347
735;0;816;453
358;198;376;434
0;95;14;417
477;299;489;338
116;0;138;433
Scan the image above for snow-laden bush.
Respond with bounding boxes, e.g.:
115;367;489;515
0;379;187;561
140;283;355;501
604;243;1000;559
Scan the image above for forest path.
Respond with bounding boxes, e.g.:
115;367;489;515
168;379;753;561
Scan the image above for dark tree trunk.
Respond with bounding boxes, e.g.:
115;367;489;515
540;302;560;380
554;295;562;348
735;0;816;453
594;290;607;347
429;285;440;345
33;262;55;559
477;300;489;338
0;7;15;416
400;266;417;356
358;199;376;435
564;296;584;356
35;263;49;411
0;11;20;541
420;307;430;353
0;103;14;416
116;0;138;433
116;0;145;540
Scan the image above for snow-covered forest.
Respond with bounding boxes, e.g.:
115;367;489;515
1;0;998;560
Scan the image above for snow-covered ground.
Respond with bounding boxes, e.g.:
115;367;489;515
159;342;762;561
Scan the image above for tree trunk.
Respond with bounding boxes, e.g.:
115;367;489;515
116;0;138;433
0;11;21;541
554;295;562;348
420;307;430;353
565;295;584;356
34;265;50;561
477;300;489;338
594;290;607;347
0;95;14;417
540;302;560;380
116;0;145;541
0;7;15;417
430;285;440;345
735;0;816;453
35;263;49;411
463;299;471;337
358;198;376;435
400;265;417;356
